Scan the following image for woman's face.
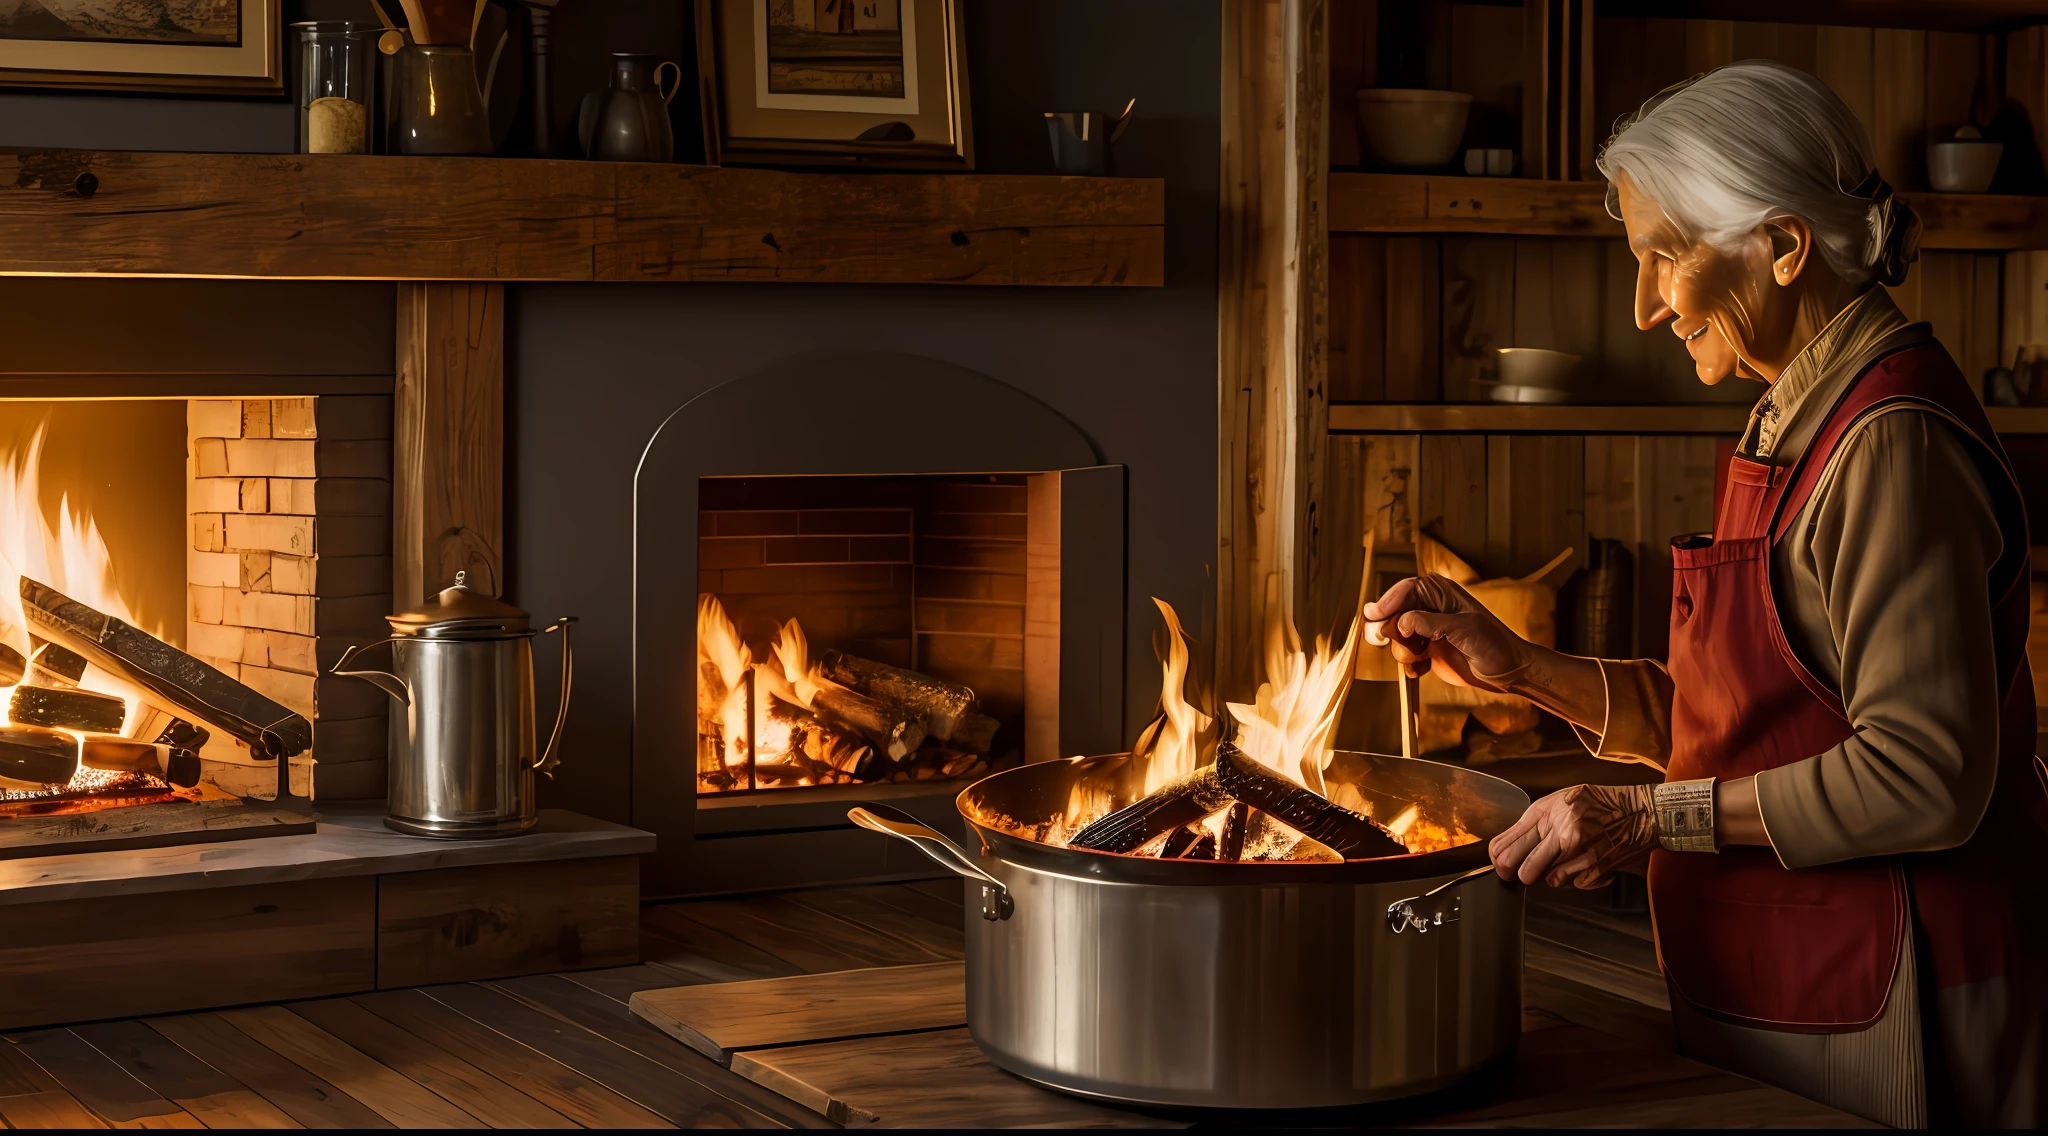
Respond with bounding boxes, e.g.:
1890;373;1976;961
1617;174;1798;385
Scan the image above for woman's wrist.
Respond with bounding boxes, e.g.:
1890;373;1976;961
1482;646;1609;730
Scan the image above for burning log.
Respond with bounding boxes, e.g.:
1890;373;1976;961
81;740;200;788
1067;764;1233;853
1212;741;1406;858
0;727;77;789
26;641;82;688
20;579;310;760
810;685;925;761
10;686;126;734
819;649;974;729
1218;802;1250;861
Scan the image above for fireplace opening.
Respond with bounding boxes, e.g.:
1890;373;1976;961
696;473;1038;798
0;394;392;848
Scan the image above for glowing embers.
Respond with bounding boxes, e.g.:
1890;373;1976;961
695;594;1004;793
992;597;1479;863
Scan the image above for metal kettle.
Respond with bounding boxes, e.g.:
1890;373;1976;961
331;573;575;838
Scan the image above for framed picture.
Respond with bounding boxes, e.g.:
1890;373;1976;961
0;0;282;95
698;0;971;170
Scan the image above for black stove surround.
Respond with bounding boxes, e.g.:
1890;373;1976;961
634;352;1126;895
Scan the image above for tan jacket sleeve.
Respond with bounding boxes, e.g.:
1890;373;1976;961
1755;409;2005;869
1570;658;1674;771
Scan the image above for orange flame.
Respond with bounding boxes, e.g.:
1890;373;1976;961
1225;593;1366;797
696;594;753;778
1132;598;1212;796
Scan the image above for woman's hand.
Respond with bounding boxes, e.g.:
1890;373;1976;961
1489;784;1657;888
1363;574;1532;690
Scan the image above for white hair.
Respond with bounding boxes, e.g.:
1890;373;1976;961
1596;60;1918;288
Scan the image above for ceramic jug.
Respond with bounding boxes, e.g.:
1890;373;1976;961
580;54;681;162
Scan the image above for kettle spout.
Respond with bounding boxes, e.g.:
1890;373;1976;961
330;640;410;705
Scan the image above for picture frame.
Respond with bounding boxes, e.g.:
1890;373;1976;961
0;0;283;96
697;0;971;171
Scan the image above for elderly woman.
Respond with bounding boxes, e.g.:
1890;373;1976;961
1366;61;2044;1127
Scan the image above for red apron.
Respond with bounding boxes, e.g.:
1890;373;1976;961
1654;341;2047;1033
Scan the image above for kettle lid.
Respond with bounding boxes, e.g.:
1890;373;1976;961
388;572;530;637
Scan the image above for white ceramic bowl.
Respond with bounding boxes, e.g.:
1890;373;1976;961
1486;383;1571;404
1928;141;2002;193
1495;347;1580;390
1355;89;1472;169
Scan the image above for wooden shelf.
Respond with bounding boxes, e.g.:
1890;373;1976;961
1330;402;2048;435
1329;172;2048;250
0;150;1164;286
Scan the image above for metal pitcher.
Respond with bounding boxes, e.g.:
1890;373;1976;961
331;573;575;838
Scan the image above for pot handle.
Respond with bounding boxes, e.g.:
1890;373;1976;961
849;804;1013;921
1386;864;1499;934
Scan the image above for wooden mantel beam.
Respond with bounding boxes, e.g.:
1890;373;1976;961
0;150;1165;286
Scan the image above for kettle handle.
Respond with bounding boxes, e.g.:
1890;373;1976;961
330;638;409;705
533;617;577;777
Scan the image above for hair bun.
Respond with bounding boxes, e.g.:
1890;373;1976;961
1865;184;1920;288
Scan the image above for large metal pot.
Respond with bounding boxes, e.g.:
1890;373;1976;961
852;751;1529;1110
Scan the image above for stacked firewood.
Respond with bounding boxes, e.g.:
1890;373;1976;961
0;580;313;812
699;648;1004;793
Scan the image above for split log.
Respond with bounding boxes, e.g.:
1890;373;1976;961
945;711;1000;757
1160;826;1203;859
26;641;82;688
1176;832;1217;860
0;727;77;790
11;686;126;734
819;649;977;735
1068;764;1233;853
20;579;310;760
1212;741;1407;858
150;716;210;752
809;685;925;760
1218;802;1250;861
80;740;201;788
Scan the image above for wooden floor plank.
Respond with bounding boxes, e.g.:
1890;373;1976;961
286;998;580;1129
566;963;715;1005
217;1006;479;1129
1526;934;1671;1010
0;1087;110;1128
163;1090;302;1129
638;909;805;982
678;895;939;971
840;882;971;933
489;974;835;1130
420;982;790;1129
70;1021;245;1106
351;988;673;1129
781;887;966;959
143;1014;392;1130
6;1030;186;1124
1523;966;1675;1050
0;1037;62;1095
1527;905;1661;975
730;1027;1184;1129
630;963;967;1063
899;877;966;908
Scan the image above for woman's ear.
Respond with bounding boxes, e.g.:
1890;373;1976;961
1765;216;1813;287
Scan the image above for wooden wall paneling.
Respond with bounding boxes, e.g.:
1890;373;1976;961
1485;435;1514;573
1329;0;1374;169
2005;28;2048;196
1909;251;2002;389
1328;236;1387;401
1344;433;1417;684
1923;31;1983;142
393;282;504;607
1816;27;1877;149
1217;0;1327;698
1872;30;1929;191
1384;237;1442;400
1590;17;1687;149
1683;20;1733;76
1597;238;1699;402
1506;435;1586;580
1971;252;2004;385
1523;0;1596;180
375;857;640;988
2004;250;2048;368
1448;1;1527;157
1512;238;1603;368
1307;435;1368;640
1441;236;1517;401
1416;434;1488;563
1730;23;1816;76
1583;435;1640;654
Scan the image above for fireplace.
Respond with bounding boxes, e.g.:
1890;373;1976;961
634;352;1127;894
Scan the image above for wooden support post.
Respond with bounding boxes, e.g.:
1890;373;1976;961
394;282;505;605
1218;0;1330;698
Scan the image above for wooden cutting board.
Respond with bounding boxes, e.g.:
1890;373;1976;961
629;961;967;1064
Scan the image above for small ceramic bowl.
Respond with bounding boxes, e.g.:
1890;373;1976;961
1928;141;2002;193
1495;347;1581;390
1486;383;1571;404
1355;89;1472;169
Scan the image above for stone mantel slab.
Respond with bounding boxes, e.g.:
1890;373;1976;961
0;807;651;906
